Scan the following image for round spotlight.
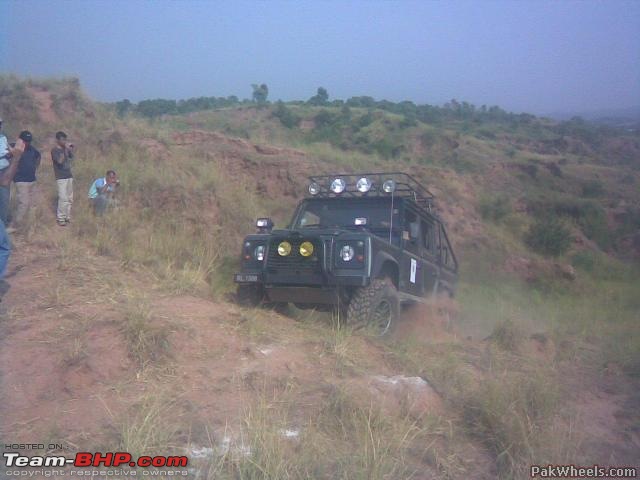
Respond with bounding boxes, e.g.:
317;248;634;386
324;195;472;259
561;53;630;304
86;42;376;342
330;178;346;194
340;245;354;262
382;179;396;193
277;241;292;256
254;245;265;261
356;177;372;193
299;241;314;257
308;182;320;195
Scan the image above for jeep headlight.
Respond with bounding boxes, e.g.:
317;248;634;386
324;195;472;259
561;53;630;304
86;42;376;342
308;182;320;195
330;178;346;194
356;177;372;193
340;244;355;262
254;245;265;261
382;179;396;193
299;241;314;257
278;241;292;256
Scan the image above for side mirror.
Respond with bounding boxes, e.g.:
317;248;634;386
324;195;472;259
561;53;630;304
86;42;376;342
256;217;273;233
409;222;420;242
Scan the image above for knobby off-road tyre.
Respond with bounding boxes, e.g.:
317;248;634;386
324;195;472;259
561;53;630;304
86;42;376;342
236;285;288;314
346;278;400;336
236;284;263;307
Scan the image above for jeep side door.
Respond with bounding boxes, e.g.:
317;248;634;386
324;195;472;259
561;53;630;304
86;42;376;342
399;209;424;297
420;218;440;296
436;223;457;296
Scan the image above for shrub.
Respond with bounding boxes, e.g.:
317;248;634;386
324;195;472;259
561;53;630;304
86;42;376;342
479;195;511;222
314;110;339;128
528;196;611;249
581;179;604;198
525;217;572;256
272;102;299;128
517;163;538;178
489;319;523;351
571;251;596;272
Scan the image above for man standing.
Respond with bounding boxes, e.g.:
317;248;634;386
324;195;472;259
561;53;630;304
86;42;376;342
51;131;75;226
13;130;41;229
0;118;10;170
88;170;119;215
0;137;25;299
0;118;13;227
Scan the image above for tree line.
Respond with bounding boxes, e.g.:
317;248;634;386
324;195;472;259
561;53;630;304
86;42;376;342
112;84;619;141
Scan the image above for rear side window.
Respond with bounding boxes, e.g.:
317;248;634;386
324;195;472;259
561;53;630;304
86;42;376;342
403;209;420;255
422;220;435;255
438;225;456;269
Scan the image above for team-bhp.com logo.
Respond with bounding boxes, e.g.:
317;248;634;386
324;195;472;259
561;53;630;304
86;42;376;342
4;452;188;468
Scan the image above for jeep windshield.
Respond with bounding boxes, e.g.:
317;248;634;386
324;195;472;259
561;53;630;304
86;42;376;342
292;198;400;233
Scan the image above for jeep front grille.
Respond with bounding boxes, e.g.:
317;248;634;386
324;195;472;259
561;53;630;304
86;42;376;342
266;239;323;280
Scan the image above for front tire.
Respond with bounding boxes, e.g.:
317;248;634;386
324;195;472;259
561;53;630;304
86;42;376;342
346;279;400;336
236;285;288;314
236;284;263;307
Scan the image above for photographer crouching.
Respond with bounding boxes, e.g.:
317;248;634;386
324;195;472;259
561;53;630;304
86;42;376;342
88;170;119;215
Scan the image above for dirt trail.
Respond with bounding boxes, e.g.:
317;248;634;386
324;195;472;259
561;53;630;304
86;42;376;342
0;230;426;452
0;227;638;475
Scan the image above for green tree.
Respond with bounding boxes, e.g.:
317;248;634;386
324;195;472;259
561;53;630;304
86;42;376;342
308;87;329;106
251;83;269;104
115;99;132;117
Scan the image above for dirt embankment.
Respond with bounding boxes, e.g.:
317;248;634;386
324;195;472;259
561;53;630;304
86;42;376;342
1;231;638;476
0;232;454;463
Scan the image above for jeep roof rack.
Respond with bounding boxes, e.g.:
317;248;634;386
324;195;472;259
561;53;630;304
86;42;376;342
307;172;436;213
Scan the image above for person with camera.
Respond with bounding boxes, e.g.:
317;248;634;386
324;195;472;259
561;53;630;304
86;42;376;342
12;130;41;230
51;131;75;226
88;170;119;215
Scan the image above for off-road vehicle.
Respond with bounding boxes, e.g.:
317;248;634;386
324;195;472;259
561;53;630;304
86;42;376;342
234;172;458;335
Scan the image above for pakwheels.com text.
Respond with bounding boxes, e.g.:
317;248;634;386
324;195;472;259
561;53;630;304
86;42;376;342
531;464;637;478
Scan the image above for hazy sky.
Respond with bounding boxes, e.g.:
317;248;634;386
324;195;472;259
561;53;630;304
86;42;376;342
1;0;639;114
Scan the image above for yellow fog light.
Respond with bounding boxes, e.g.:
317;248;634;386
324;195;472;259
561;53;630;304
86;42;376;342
278;241;292;256
299;241;314;257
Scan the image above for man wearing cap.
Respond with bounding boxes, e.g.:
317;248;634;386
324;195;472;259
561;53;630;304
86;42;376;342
51;131;75;226
13;130;41;229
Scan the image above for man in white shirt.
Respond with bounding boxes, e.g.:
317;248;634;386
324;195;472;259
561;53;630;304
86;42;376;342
0;118;13;227
0;118;11;170
88;170;119;215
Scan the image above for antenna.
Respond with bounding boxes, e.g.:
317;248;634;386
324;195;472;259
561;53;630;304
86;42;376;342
388;190;394;244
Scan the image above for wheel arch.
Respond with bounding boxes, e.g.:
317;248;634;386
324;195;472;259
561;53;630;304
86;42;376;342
372;253;399;289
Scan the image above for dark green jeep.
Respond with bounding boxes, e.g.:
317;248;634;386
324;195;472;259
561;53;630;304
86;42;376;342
234;173;458;335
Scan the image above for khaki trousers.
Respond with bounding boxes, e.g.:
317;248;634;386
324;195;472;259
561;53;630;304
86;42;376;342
14;181;36;226
56;178;73;222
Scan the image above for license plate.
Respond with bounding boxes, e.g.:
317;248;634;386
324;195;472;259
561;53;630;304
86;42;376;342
235;274;259;283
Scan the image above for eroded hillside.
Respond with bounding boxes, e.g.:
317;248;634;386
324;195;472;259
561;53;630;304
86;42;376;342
0;77;638;479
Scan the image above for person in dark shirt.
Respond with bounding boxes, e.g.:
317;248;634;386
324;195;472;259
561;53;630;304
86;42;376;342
12;130;41;230
51;131;75;226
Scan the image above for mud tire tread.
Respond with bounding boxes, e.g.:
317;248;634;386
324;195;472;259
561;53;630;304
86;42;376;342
346;278;399;334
